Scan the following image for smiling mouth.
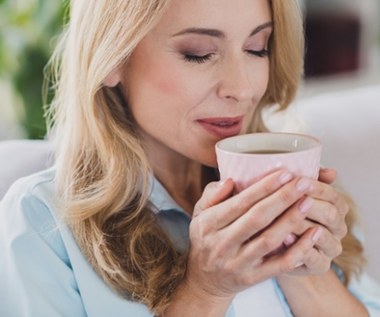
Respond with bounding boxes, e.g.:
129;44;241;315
197;116;244;138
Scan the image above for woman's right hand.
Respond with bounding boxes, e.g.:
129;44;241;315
183;169;321;304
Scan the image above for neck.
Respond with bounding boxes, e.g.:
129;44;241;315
153;156;204;215
143;139;216;215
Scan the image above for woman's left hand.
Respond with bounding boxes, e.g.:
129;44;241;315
281;167;349;275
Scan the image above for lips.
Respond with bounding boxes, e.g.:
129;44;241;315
197;116;244;138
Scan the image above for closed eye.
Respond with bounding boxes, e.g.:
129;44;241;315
183;53;214;64
247;49;269;58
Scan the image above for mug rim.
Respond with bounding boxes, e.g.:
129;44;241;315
215;132;322;156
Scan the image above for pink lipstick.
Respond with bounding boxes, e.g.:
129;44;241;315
197;116;244;138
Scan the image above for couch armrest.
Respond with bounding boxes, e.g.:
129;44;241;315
0;139;54;200
294;84;380;282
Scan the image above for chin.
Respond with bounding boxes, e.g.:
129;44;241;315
200;154;218;169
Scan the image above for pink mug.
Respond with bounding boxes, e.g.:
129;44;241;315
215;132;322;193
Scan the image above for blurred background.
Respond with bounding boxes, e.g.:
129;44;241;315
299;0;380;97
0;0;65;140
0;0;379;140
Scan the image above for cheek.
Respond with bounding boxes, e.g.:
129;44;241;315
136;60;210;115
148;63;183;96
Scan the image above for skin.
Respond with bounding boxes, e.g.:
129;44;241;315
121;0;271;210
112;0;369;315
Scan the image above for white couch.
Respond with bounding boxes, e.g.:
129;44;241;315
0;139;54;198
265;83;380;282
294;84;380;283
0;84;379;282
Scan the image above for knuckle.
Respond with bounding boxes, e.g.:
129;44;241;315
222;260;236;275
304;251;329;274
281;255;298;273
335;242;343;256
260;232;281;253
278;188;295;205
333;218;348;240
313;183;324;197
341;200;350;216
193;201;202;216
288;208;303;225
213;240;231;259
339;224;348;238
248;209;270;231
331;190;340;205
191;217;213;240
263;180;278;196
326;204;338;224
305;252;319;268
334;222;348;240
232;194;251;213
317;260;331;274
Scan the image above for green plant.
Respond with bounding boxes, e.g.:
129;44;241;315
0;0;65;139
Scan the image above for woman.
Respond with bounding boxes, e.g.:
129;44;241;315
1;0;379;316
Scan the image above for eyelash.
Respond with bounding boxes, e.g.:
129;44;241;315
248;49;269;58
183;49;269;64
183;54;214;64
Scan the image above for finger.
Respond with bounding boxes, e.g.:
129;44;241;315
260;227;320;277
283;232;297;247
306;199;348;239
287;249;329;276
287;225;342;261
237;196;314;260
307;181;349;219
226;177;313;245
318;167;337;184
278;227;322;274
193;178;235;218
199;169;294;229
289;219;316;236
313;226;343;258
293;247;331;275
223;228;318;287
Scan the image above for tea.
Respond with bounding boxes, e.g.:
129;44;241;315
243;150;292;154
215;132;322;193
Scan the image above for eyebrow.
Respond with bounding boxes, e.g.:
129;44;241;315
172;21;273;38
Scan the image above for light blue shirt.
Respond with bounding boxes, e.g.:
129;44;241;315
1;168;380;316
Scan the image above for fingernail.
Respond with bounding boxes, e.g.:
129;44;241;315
295;261;304;268
299;197;314;214
312;227;323;243
278;171;293;184
284;233;297;246
217;179;228;187
296;178;311;192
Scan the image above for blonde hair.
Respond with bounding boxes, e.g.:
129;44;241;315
47;0;363;314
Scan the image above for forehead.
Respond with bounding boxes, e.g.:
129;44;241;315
154;0;272;34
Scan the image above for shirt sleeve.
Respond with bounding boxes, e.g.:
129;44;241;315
348;273;380;317
346;226;380;316
0;182;87;317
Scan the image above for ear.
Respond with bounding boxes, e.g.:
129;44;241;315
103;69;121;87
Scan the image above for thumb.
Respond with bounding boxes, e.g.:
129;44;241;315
318;167;337;184
193;178;234;218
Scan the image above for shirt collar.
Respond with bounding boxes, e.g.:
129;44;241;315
148;173;187;215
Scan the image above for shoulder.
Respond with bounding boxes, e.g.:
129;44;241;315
3;166;56;202
0;167;57;226
0;168;92;316
0;167;68;262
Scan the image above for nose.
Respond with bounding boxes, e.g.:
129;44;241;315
217;56;254;103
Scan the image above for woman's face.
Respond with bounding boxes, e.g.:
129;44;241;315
120;0;272;167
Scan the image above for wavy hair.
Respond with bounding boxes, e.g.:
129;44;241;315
47;0;364;314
